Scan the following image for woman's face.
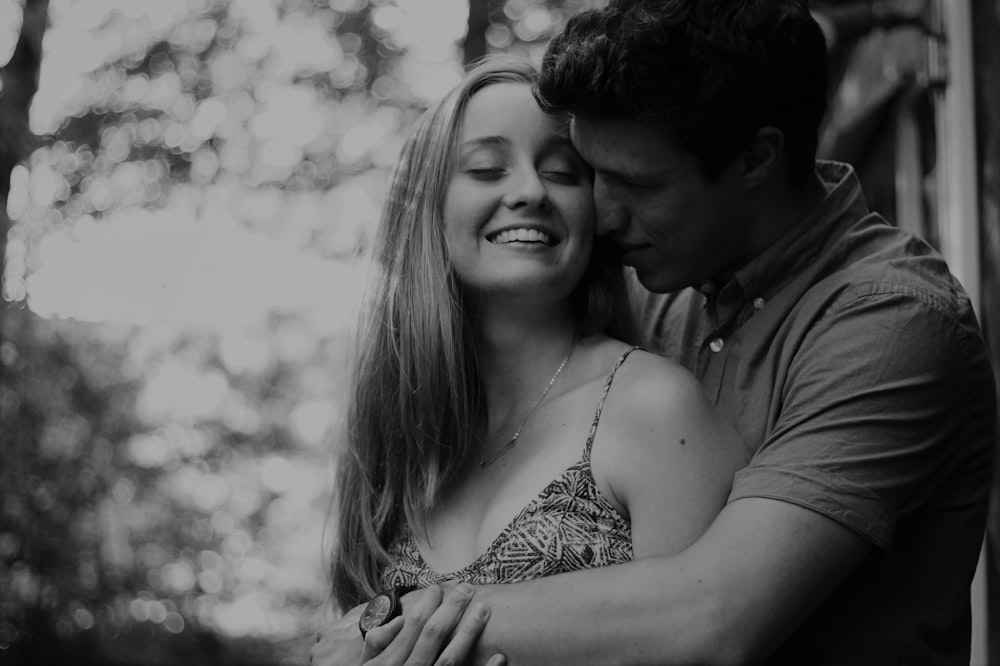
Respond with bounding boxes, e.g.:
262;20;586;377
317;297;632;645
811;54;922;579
442;82;595;303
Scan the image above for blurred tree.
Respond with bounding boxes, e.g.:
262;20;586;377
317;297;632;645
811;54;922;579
465;0;491;64
1;0;46;295
0;1;605;663
0;0;65;655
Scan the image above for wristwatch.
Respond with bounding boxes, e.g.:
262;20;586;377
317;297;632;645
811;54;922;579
358;586;415;638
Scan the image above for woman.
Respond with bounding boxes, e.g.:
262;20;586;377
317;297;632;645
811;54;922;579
327;55;746;662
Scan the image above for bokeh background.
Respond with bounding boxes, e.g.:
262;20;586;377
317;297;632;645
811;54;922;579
1;1;999;665
0;1;604;663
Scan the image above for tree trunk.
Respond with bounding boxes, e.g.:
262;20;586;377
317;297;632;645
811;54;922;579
0;0;47;199
463;0;491;66
0;0;47;329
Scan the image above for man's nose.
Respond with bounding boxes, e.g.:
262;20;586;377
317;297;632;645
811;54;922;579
593;176;626;235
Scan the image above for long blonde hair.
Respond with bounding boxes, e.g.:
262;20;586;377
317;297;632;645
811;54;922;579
331;55;636;608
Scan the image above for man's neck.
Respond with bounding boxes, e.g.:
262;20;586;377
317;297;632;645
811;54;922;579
748;170;828;260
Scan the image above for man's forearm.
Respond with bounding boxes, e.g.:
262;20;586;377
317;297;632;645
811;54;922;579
372;500;868;666
469;556;726;666
463;499;870;666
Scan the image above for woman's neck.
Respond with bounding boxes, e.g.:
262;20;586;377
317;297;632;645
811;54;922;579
472;301;579;439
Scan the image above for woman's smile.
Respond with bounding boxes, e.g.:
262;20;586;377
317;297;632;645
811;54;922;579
486;227;557;246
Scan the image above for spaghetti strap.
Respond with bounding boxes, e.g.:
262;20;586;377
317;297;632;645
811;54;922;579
583;346;642;461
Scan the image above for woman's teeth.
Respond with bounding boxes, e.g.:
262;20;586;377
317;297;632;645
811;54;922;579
489;228;553;245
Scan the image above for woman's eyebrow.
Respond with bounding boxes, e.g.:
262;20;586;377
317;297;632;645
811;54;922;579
459;135;508;149
543;135;575;150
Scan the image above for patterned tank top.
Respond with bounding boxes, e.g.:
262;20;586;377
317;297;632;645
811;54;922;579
380;346;641;588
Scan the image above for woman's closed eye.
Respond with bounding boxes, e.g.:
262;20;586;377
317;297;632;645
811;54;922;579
465;166;507;180
541;168;582;184
539;158;585;185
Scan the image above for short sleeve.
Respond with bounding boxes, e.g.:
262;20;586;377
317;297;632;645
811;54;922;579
729;287;994;549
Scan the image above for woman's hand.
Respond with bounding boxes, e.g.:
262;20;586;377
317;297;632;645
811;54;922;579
310;584;505;666
310;601;366;665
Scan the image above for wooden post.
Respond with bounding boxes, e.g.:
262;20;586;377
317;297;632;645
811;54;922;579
970;0;1000;664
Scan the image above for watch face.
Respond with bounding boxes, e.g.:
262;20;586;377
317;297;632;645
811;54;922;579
360;595;392;632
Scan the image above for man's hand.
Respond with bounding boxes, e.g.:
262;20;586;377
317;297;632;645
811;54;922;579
310;584;505;666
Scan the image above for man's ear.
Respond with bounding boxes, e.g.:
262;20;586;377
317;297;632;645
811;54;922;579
743;127;784;187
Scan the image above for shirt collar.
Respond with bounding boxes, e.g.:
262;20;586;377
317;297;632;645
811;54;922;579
697;161;869;314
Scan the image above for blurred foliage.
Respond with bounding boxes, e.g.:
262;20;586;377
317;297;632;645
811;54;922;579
0;0;603;663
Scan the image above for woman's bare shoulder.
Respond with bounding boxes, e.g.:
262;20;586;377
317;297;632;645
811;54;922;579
596;345;748;467
589;343;749;555
610;347;708;407
576;335;744;456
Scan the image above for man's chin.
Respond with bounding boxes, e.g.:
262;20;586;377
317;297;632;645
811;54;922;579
634;269;686;294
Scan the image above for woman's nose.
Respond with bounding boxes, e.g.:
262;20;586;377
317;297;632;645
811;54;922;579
502;169;550;211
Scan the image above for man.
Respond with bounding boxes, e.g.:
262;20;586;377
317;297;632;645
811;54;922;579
314;1;995;663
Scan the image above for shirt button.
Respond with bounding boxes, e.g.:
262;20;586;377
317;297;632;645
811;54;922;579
709;338;724;353
753;297;766;310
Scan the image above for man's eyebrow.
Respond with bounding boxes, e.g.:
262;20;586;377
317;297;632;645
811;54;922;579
594;164;638;179
597;160;668;181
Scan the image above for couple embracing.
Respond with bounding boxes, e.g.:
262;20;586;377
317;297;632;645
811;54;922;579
316;1;996;664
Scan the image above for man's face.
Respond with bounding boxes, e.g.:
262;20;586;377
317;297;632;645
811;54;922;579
570;116;751;293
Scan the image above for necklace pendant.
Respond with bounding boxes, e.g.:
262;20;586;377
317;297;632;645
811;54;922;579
479;436;515;468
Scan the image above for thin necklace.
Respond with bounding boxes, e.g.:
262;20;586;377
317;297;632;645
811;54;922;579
479;338;578;468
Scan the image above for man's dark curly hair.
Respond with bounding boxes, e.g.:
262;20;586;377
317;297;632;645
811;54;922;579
536;0;828;186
